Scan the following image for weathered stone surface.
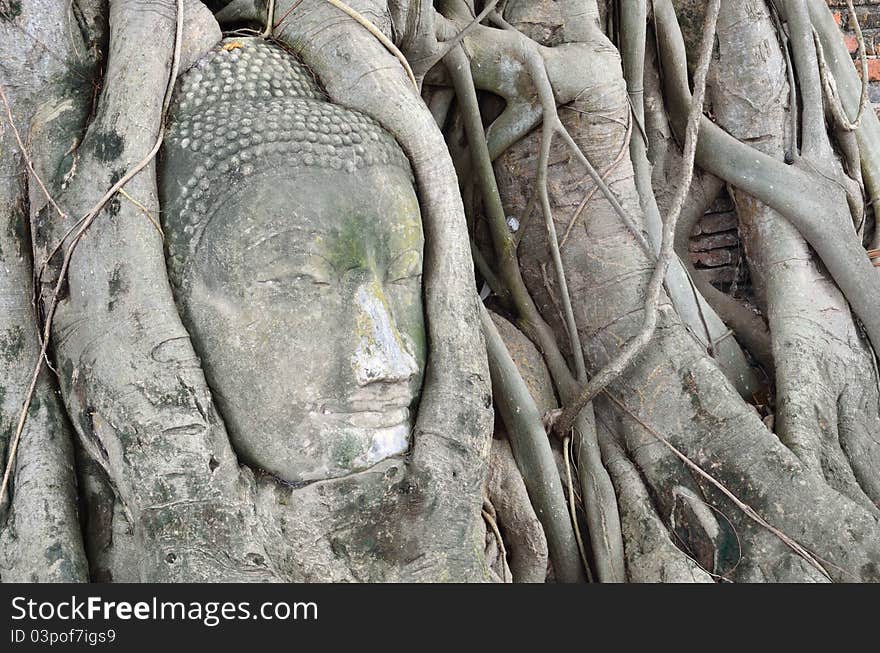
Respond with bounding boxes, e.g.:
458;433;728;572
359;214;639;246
688;190;744;292
693;248;737;268
160;38;426;483
690;231;739;252
700;211;738;234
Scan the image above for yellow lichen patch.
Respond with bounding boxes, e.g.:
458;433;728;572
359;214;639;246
222;41;245;51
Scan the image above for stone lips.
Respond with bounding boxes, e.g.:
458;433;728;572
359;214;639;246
161;37;412;283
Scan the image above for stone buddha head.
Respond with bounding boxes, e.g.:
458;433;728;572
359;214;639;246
160;38;426;483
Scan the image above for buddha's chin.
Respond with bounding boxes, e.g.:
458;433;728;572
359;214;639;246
241;409;413;484
363;421;411;462
318;417;413;476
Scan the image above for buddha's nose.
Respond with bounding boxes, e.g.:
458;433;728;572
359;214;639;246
350;281;419;386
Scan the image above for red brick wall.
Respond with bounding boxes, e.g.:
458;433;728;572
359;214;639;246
829;0;880;101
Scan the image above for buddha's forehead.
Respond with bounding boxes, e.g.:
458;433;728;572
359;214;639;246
201;166;422;265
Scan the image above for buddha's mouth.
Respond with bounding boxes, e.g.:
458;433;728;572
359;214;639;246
318;405;411;430
312;403;413;466
313;382;416;431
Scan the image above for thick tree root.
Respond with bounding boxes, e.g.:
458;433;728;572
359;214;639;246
671;0;880;510
487;438;549;583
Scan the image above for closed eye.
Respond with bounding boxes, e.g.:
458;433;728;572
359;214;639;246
386;250;422;284
255;254;336;287
255;274;331;286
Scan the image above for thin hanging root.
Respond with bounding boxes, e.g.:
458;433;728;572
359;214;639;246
444;44;576;388
554;0;721;438
0;85;68;221
525;46;646;383
555;124;652;257
320;0;417;90
813;0;869;132
40;186;167;274
472;240;510;303
530;54;587;382
522;51;653;260
0;0;184;510
273;0;305;31
449;42;622;583
768;1;800;161
559;113;633;250
482;502;509;583
261;0;276;37
563;435;594;582
119;187;164;239
541;262;567;330
602;390;848;581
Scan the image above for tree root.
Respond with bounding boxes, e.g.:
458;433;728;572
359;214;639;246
481;307;585;582
448;32;623;581
554;0;722;437
486;438;549;583
0;0;185;512
655;0;880;359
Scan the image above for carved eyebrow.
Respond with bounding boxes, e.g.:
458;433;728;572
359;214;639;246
261;251;338;276
386;247;423;263
385;249;423;279
240;227;314;255
250;256;337;289
242;231;289;253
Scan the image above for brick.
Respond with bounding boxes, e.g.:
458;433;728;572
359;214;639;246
690;231;740;252
692;248;737;268
865;56;880;81
830;0;880;89
845;33;860;53
700;211;738;234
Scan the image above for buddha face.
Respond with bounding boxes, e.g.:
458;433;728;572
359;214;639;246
181;164;426;482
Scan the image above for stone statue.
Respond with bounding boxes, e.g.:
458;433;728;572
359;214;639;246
160;37;427;483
